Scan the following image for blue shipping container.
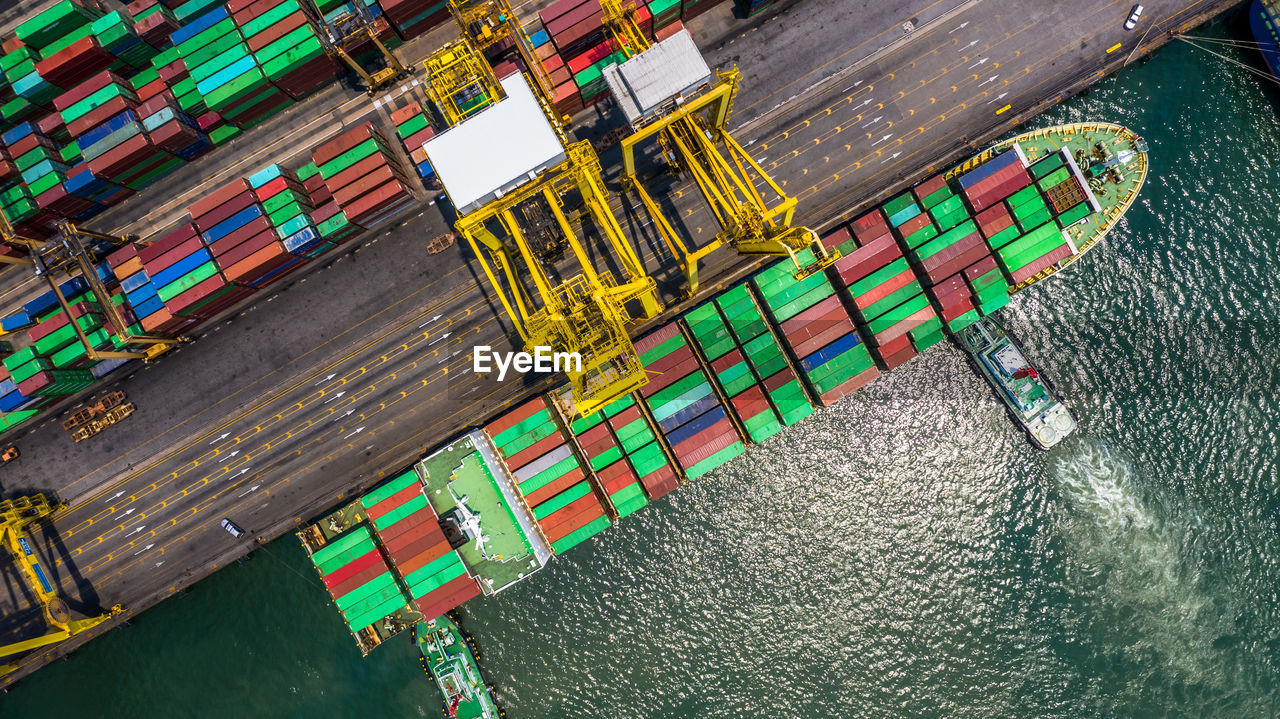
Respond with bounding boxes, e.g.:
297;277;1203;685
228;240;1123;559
800;331;863;372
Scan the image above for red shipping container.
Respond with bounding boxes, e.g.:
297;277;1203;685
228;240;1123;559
213;225;275;264
505;435;565;472
223;243;291;284
835;234;900;285
673;420;734;458
896;212;932;237
926;244;991;286
542;501;605;542
167;275;237;317
340;180;414;223
781;295;842;334
320;549;382;588
327;560;389;600
940;295;975;324
851;208;890;242
526;471;586;507
963;255;1000;283
1010;244;1072;285
607;404;643;431
676;430;739;467
366;483;422;518
138;223;197;263
485;396;547;436
921;232;983;274
190;179;253;219
854;269;915;310
192;192;257;233
873;331;913;356
819;367;880;405
710;349;744;374
415;574;482;619
874;306;937;345
913;174;947;202
790;323;856;361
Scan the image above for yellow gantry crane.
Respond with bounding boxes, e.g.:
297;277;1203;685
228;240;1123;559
422;39;662;415
449;0;558;107
600;0;839;294
0;212;181;361
308;0;409;94
421;39;505;126
0;494;124;678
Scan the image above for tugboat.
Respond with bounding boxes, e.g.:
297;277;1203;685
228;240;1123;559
957;316;1076;449
416;613;504;719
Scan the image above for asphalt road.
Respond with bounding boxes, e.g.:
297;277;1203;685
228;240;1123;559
0;0;1236;687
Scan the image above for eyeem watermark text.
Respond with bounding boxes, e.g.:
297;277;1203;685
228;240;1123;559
473;346;582;381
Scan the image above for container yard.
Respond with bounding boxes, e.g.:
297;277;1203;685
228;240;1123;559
0;0;1231;698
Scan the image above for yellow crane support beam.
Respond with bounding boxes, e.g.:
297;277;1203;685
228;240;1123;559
308;1;408;94
450;0;558;107
0;210;183;361
0;494;123;677
455;141;663;415
422;39;505;127
601;0;838;295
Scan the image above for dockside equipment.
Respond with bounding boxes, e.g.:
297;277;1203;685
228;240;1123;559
0;494;123;677
601;0;839;294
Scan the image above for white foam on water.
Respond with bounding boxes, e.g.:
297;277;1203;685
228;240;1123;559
1051;439;1237;691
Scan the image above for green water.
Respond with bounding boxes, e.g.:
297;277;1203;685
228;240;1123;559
6;22;1280;719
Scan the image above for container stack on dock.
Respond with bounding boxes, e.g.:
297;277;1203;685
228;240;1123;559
634;323;745;480
188;178;305;288
485;397;612;554
231;0;337;101
248;163;329;258
0;279;102;413
311;122;418;233
389;104;436;183
135;221;248;329
555;389;650;519
380;0;450;39
359;469;483;622
306;525;410;637
535;0;682;114
751;252;879;405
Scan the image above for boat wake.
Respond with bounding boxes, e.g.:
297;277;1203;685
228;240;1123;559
1050;439;1251;703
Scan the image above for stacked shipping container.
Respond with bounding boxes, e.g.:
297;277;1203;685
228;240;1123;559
600;394;680;500
557;388;650;519
311;121;417;232
634;323;744;479
683;298;786;444
389;103;436;183
485;397;612;554
751;251;880;405
308;525;409;635
359;469;483;622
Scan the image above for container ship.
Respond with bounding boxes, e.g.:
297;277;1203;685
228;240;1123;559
295;121;1146;690
1249;0;1280;80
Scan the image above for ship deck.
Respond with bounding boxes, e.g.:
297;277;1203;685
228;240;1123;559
416;437;542;596
965;122;1150;287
